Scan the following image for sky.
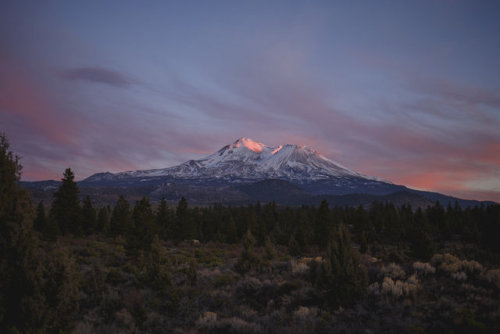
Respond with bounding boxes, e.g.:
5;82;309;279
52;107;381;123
1;0;499;202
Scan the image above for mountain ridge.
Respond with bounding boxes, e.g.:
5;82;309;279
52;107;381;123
23;138;495;207
83;137;377;183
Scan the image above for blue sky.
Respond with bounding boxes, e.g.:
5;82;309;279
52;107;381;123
1;0;499;201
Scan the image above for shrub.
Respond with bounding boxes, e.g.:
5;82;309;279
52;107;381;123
451;271;467;281
380;262;406;280
482;268;500;288
412;261;436;276
431;253;484;277
196;311;217;329
290;259;309;275
214;273;235;287
369;275;419;300
294;306;318;319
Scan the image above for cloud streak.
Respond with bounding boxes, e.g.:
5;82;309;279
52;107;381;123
61;67;133;88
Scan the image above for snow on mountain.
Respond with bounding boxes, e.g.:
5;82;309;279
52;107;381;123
84;138;373;183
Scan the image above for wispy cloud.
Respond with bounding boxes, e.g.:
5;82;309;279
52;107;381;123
61;67;133;88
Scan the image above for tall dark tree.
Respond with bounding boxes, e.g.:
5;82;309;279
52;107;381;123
0;134;79;332
126;197;157;254
174;197;196;241
33;200;47;232
97;206;110;233
235;229;260;274
0;133;36;331
223;214;238;244
50;168;81;235
156;198;170;240
310;222;367;308
109;195;132;237
81;196;97;235
315;199;332;249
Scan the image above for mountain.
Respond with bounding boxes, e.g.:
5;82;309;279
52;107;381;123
24;138;493;207
84;137;368;183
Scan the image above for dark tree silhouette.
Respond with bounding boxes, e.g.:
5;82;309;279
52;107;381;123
109;195;132;237
50;168;81;235
311;222;367;308
81;196;97;235
34;200;47;232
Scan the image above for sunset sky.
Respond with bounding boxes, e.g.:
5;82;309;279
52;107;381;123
1;1;499;202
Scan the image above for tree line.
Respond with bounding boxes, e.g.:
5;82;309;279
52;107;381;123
36;167;500;260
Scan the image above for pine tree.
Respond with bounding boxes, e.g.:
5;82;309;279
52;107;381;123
174;197;196;241
235;230;260;274
50;168;81;235
109;195;132;237
0;133;37;331
81;196;97;235
126;197;157;255
156;198;170;240
139;234;171;291
97;206;110;233
0;134;79;332
224;214;238;244
315;199;332;249
310;222;367;308
33;200;47;232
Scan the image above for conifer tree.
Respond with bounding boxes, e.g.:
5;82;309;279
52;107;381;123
97;206;110;233
126;197;156;254
33;200;47;232
224;214;238;244
315;199;332;249
81;196;97;235
156;198;170;240
109;195;132;237
310;222;367;308
0;133;37;331
0;134;79;332
174;197;196;241
50;168;81;235
235;230;260;274
139;234;171;291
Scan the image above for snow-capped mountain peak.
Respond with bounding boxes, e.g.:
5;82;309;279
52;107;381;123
84;138;371;183
232;137;266;153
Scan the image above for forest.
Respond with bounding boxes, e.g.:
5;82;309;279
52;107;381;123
1;133;500;333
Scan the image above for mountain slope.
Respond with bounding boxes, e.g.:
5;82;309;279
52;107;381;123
84;137;373;183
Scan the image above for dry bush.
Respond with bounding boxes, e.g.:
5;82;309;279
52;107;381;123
369;275;419;299
431;253;484;276
196;311;217;329
290;259;309;275
412;261;436;276
380;262;406;280
482;268;500;288
294;306;318;319
451;271;467;281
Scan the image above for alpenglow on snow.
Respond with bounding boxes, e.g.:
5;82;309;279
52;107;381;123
84;138;372;182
